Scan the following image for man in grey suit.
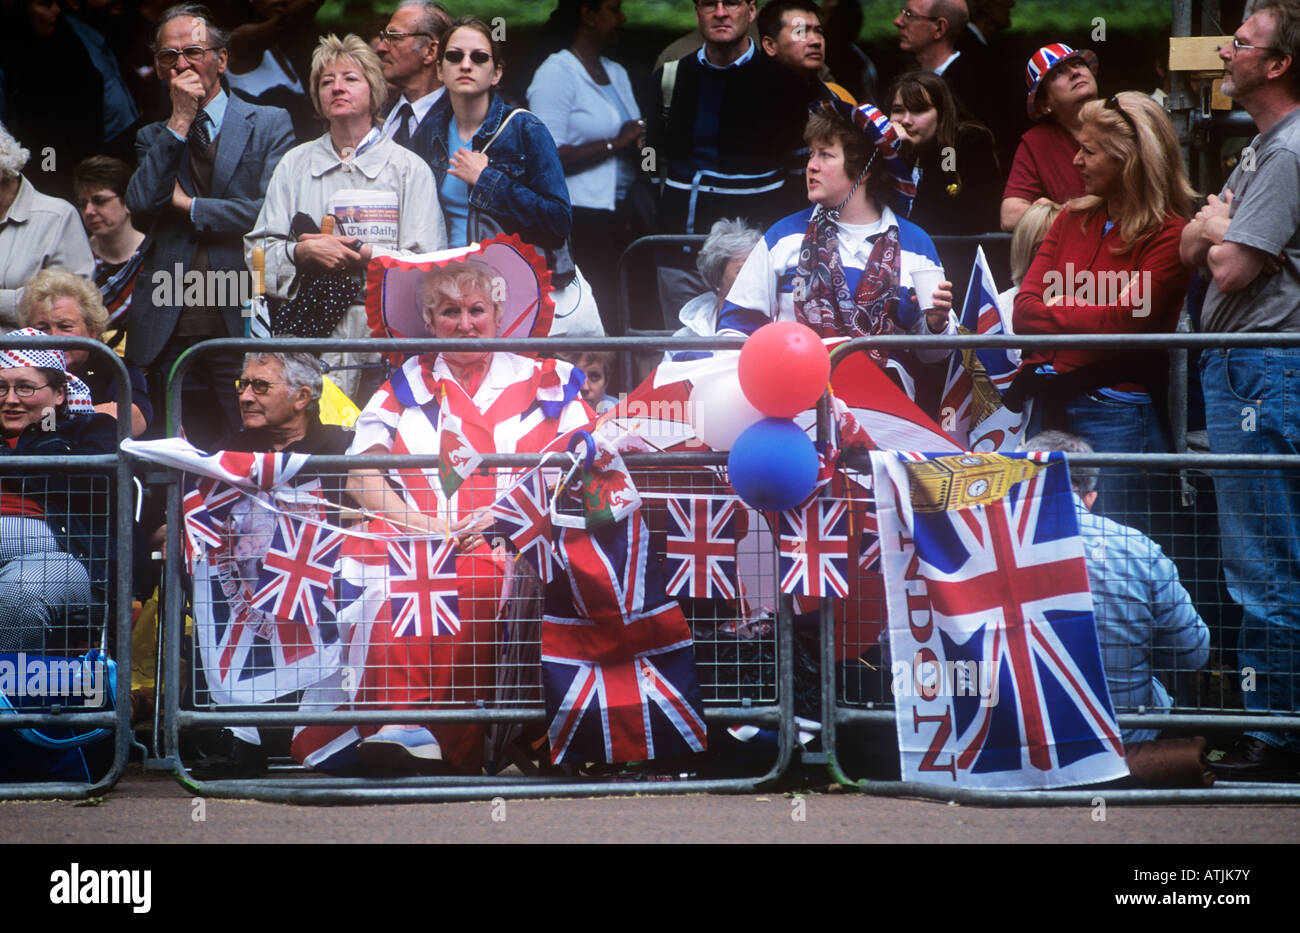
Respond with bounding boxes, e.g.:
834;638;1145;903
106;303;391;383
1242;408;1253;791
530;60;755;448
126;3;293;447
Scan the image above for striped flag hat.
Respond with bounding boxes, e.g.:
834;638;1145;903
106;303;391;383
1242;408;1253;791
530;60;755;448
808;99;917;217
1025;43;1099;120
0;328;95;414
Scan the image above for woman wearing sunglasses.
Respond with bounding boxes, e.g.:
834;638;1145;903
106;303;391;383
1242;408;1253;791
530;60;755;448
411;17;579;325
1012;91;1195;533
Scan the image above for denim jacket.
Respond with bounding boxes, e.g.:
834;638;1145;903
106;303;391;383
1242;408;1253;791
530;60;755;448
411;93;572;264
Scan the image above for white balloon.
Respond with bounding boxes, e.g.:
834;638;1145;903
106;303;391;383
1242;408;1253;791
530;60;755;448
688;369;765;451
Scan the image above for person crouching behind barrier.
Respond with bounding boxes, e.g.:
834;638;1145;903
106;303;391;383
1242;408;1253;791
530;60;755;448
0;330;114;654
345;258;592;776
190;351;353;780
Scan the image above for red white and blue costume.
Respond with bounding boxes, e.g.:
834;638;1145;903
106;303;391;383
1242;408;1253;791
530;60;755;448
339;352;590;773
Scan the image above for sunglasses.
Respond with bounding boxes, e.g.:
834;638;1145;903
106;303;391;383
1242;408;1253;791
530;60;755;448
234;377;282;396
378;28;432;43
1105;95;1138;136
155;45;215;68
443;48;492;65
76;193;121;210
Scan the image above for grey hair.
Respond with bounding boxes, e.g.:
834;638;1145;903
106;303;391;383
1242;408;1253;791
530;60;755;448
696;218;763;293
398;0;453;51
244;351;323;406
154;3;230;53
0;122;31;177
1022;430;1097;495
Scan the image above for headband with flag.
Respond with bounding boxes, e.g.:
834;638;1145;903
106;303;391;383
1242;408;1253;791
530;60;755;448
1024;43;1099;120
807;99;917;217
0;328;95;414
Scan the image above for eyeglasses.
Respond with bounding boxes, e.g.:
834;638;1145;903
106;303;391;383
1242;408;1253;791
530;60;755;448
898;6;942;22
1219;36;1285;55
155;45;215;68
234;377;282;395
1105;95;1139;135
0;382;49;399
696;1;749;10
443;48;492;65
76;193;120;210
378;29;433;43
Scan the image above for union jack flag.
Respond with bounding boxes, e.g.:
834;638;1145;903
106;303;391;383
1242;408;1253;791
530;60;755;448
663;495;738;599
181;476;243;570
542;510;707;764
250;513;345;651
872;450;1127;789
779;499;850;598
939;247;1028;452
386;536;460;638
489;470;554;582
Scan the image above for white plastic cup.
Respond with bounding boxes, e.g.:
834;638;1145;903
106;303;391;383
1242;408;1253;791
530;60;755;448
911;265;946;311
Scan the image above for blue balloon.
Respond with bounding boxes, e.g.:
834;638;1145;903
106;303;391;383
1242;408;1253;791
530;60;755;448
727;418;819;511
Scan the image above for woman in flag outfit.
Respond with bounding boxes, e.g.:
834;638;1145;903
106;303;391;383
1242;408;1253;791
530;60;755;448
717;99;955;401
343;251;592;776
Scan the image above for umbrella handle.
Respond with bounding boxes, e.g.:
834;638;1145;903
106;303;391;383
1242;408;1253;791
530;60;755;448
567;431;596;472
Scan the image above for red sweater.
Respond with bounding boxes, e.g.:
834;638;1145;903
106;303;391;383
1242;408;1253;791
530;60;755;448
1013;208;1191;389
1002;122;1085;204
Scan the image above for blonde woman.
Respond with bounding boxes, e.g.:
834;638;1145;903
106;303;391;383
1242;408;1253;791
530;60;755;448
19;269;151;436
246;33;446;400
1012;91;1196;528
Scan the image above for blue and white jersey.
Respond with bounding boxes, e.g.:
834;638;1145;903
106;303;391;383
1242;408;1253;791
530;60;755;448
718;205;949;338
716;205;954;395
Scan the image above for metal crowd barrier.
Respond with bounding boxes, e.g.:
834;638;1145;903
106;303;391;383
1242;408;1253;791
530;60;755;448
0;336;134;800
152;337;791;803
819;334;1300;805
136;333;1300;804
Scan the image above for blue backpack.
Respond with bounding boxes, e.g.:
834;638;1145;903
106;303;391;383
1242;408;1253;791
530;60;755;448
0;650;118;783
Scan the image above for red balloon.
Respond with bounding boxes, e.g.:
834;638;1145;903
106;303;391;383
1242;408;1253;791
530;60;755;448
738;321;830;417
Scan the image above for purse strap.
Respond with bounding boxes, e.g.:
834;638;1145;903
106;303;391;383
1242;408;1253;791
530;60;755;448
480;107;529;154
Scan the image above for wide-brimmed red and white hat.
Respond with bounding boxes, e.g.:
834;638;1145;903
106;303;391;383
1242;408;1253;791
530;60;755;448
1025;43;1099;120
365;234;555;357
0;328;94;414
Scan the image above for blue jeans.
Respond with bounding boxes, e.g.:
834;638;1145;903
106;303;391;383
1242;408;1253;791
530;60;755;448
1201;348;1300;751
1028;389;1171;536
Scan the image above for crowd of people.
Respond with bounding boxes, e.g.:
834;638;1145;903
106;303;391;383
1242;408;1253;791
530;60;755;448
2;0;1299;783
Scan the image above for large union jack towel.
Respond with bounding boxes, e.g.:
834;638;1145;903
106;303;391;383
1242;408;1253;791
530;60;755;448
123;438;343;706
871;450;1127;789
542;502;708;765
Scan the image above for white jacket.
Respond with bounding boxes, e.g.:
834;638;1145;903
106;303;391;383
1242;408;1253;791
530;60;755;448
245;131;446;300
526;50;640;212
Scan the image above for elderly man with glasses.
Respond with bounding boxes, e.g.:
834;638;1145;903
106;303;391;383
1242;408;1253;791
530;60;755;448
1180;0;1300;782
191;350;351;778
125;2;294;449
377;1;453;147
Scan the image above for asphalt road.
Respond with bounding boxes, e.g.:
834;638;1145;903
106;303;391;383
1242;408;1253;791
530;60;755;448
4;767;1298;844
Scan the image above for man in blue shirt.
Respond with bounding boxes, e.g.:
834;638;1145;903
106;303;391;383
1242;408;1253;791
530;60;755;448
1025;431;1209;745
